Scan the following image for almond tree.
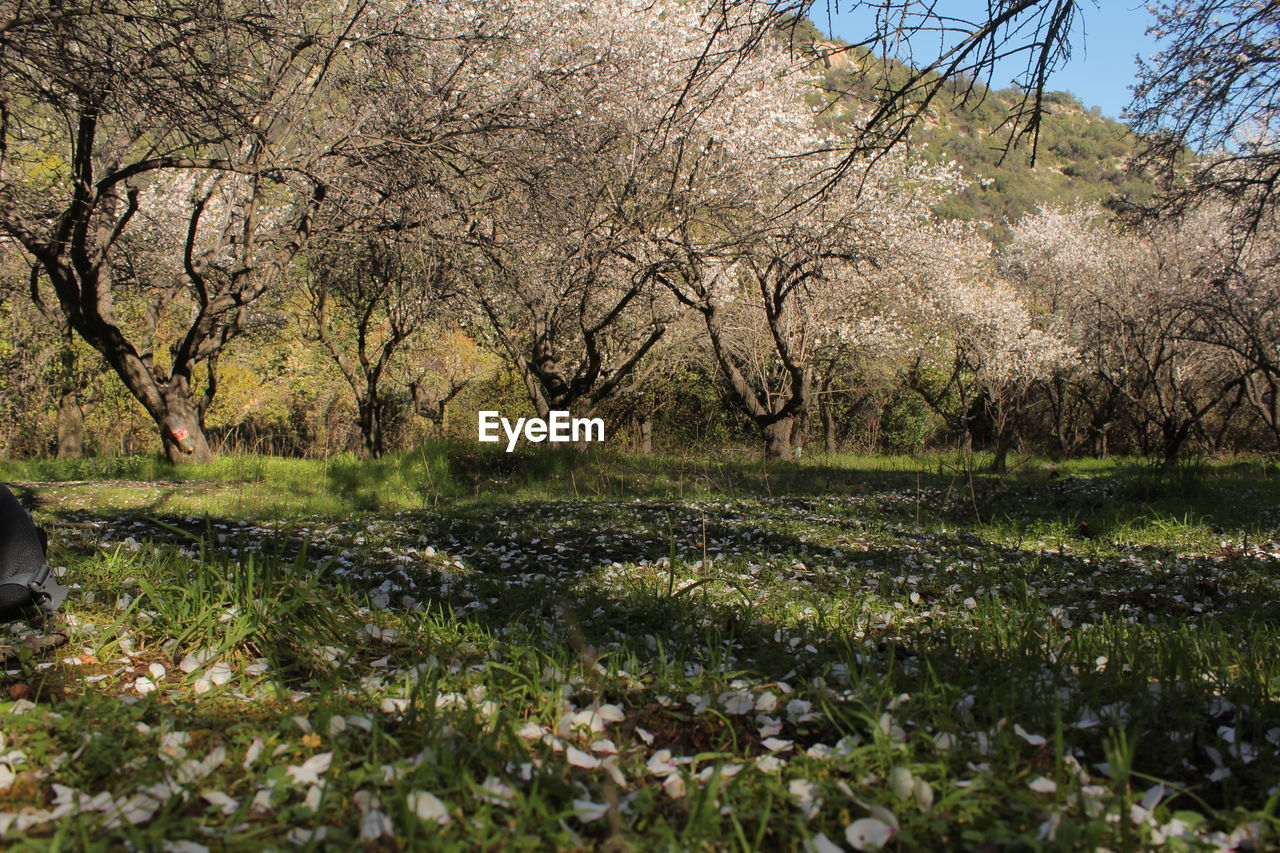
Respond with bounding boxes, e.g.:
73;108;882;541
1120;3;1280;448
303;230;459;458
650;184;980;458
0;0;529;462
904;270;1072;471
1170;213;1280;449
1001;206;1130;455
406;329;495;436
1006;206;1243;462
634;41;973;459
463;164;676;420
458;0;783;422
0;3;332;461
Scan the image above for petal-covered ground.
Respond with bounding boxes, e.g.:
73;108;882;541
1;456;1277;850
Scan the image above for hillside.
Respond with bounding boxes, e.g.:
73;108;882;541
786;22;1153;239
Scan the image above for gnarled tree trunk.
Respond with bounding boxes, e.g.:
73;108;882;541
762;417;796;460
159;378;214;465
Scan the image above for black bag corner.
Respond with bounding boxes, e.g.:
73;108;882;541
0;483;69;624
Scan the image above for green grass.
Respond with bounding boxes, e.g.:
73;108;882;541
1;450;1278;849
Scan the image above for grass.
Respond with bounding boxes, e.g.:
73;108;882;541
1;448;1278;850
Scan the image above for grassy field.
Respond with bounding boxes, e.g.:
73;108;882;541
1;448;1278;850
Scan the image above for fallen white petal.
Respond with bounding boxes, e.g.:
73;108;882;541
756;755;785;773
567;746;601;769
286;826;327;845
407;790;451;825
162;842;210;853
360;808;394;841
1028;776;1057;794
596;704;626;723
286;752;333;787
889;766;914;800
242;738;263;770
914;778;935;811
1014;724;1047;747
846;817;897;851
516;722;546;740
810;832;844;853
479;776;514;806
201;791;239;815
662;774;687;799
719;690;754;715
572;799;609;823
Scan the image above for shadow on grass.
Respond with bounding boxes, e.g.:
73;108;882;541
5;472;1279;847
8;442;1280;536
973;458;1280;541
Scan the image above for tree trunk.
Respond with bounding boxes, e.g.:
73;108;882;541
436;399;449;437
1160;419;1189;467
988;429;1013;474
55;390;86;460
358;396;386;459
762;417;795;460
1044;377;1073;459
1090;421;1110;458
638;415;653;456
159;383;214;464
820;391;837;455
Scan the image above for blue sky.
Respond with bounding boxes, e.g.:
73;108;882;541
813;2;1160;121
